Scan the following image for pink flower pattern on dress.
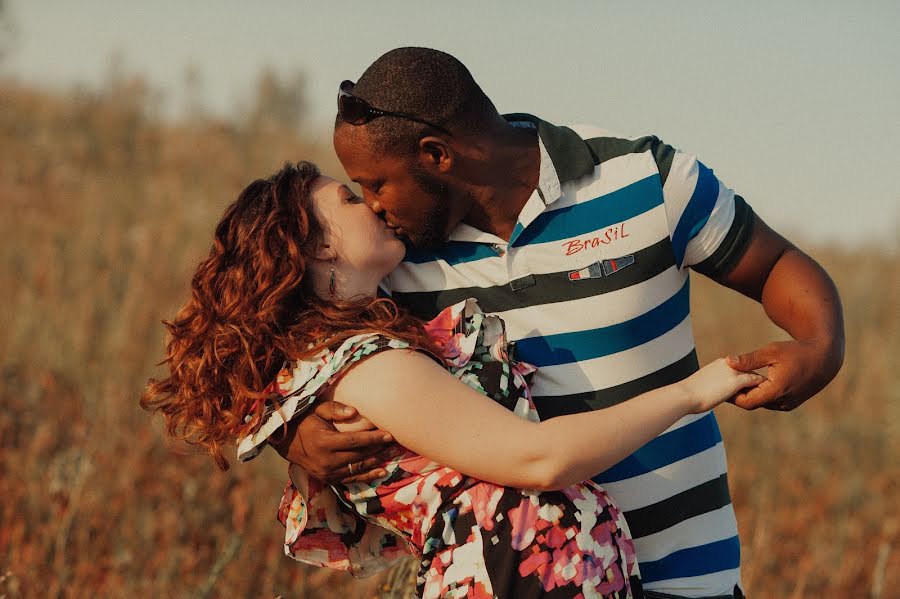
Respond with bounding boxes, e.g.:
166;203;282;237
238;299;640;598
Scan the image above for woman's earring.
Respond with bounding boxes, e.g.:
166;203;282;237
328;263;337;297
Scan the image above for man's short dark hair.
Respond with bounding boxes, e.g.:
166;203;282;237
337;47;498;155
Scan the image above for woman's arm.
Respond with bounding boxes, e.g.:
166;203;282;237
328;350;763;491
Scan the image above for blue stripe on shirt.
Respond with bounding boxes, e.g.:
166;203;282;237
593;411;722;483
671;161;719;267
508;221;526;247
514;278;689;368
512;175;664;247
638;535;741;583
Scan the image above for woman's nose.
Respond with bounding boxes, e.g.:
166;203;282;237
367;200;384;216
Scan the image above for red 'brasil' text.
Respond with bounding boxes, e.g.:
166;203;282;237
562;223;630;256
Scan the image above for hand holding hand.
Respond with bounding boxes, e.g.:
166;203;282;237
727;339;840;411
681;358;766;414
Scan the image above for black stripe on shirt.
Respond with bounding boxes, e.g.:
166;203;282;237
584;136;677;186
623;473;733;539
393;236;676;320
531;350;700;419
504;114;678;187
693;195;755;279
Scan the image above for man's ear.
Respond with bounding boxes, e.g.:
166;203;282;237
418;136;453;173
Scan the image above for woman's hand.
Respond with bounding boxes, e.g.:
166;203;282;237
679;358;767;414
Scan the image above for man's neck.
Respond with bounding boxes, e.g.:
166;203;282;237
462;126;541;242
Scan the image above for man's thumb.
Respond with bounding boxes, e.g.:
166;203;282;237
314;400;356;421
727;351;767;372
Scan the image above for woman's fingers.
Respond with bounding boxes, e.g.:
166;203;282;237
732;378;778;410
739;372;767;388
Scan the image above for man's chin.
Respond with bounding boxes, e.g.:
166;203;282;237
406;232;448;250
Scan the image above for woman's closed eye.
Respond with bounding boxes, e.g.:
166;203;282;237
341;186;365;204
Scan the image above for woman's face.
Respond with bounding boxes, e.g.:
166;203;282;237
310;176;406;281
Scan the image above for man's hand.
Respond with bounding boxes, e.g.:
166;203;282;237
269;400;398;484
727;339;838;410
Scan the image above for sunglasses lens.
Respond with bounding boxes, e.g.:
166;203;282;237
338;93;370;124
336;79;447;134
337;80;372;125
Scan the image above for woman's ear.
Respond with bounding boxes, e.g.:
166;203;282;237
313;243;337;262
418;136;453;173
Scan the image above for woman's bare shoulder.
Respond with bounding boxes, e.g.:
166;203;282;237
330;348;449;408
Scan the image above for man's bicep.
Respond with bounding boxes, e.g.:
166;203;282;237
707;213;794;300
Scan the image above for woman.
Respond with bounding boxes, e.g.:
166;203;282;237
142;162;762;598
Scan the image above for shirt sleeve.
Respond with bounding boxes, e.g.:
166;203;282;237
656;141;755;276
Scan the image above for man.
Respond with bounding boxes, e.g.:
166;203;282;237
276;48;844;598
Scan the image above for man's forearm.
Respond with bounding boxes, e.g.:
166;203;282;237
720;215;845;369
760;246;845;373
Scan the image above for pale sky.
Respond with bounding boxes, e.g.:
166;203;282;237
4;0;899;246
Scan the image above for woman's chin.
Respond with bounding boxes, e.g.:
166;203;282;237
389;246;407;270
377;237;407;275
391;233;409;252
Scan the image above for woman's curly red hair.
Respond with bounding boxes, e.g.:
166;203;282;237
140;161;439;470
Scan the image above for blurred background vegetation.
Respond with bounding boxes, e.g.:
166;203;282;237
0;3;897;596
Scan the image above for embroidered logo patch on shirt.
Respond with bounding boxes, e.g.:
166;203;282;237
567;255;635;281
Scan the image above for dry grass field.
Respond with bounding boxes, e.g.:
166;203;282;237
1;78;897;598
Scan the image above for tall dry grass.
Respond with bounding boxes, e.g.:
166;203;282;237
0;77;897;598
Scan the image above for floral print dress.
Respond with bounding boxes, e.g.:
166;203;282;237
237;299;641;598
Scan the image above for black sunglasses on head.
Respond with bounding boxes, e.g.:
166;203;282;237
337;80;451;134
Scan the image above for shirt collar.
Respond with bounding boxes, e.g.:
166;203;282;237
503;113;597;191
449;223;506;244
506;118;561;207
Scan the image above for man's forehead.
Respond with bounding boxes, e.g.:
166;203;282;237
334;122;373;150
334;124;407;175
333;125;368;170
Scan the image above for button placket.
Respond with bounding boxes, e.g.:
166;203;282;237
507;246;536;292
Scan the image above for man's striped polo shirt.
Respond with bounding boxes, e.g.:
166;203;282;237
383;114;755;596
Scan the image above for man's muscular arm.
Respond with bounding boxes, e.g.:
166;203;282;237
713;213;844;410
269;400;397;484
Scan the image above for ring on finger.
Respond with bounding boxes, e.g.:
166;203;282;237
348;462;355;475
